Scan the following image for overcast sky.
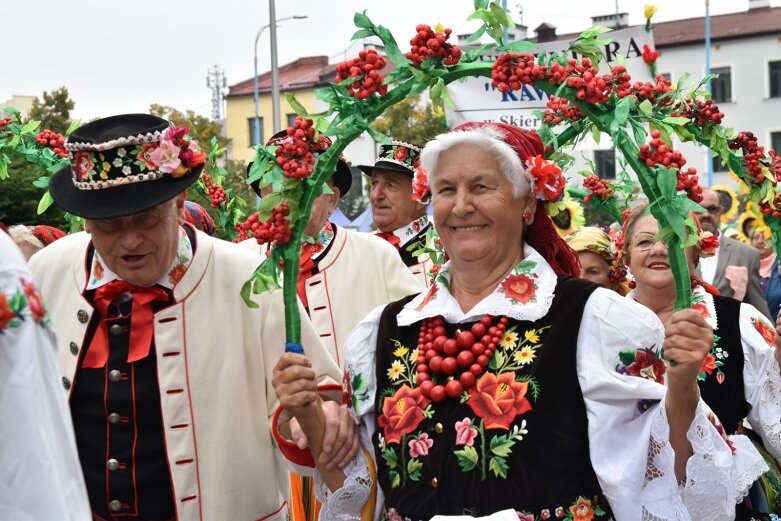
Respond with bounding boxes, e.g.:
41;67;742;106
1;0;773;121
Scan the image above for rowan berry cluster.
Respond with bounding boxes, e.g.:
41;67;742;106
490;53;547;93
610;65;632;98
406;24;462;67
729;131;771;183
201;174;227;208
563;57;611;104
639;130;702;202
671;99;724;126
275;117;317;180
335;49;388;100
541;96;582;125
630;75;673;106
35;129;68;158
0;115;12;132
582;175;613;202
233;203;292;246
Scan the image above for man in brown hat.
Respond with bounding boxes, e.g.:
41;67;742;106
359;140;436;287
29;114;349;521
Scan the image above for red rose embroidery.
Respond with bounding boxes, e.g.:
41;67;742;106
467;372;532;430
377;384;430;444
137;143;158;169
699;353;717;375
168;263;187;285
22;280;45;322
691;301;709;319
393;147;408;163
501;273;536;303
569;496;597;521
0;294;15;329
627;347;666;384
752;317;776;347
93;260;104;280
73;152;95;180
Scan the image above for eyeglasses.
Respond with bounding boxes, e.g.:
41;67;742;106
92;211;163;233
631;232;665;251
702;205;722;214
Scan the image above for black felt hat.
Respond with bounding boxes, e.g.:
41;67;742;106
247;130;352;199
356;140;422;176
49;114;205;220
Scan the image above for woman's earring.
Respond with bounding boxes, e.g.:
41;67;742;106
523;211;533;224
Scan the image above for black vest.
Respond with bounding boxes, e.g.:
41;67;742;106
373;277;610;519
700;295;748;434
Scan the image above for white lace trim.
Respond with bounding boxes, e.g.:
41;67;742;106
397;244;557;326
315;452;372;521
758;356;781;458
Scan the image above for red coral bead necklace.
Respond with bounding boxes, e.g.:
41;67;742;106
416;314;509;403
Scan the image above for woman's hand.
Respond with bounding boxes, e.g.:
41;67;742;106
663;309;713;386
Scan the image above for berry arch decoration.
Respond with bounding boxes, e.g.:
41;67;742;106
242;1;781;350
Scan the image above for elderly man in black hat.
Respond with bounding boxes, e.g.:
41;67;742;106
245;131;422;369
29;114;348;521
359;140;436;287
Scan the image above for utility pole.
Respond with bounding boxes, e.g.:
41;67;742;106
206;65;227;121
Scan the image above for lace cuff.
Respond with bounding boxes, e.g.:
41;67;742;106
315;451;373;521
756;357;781;459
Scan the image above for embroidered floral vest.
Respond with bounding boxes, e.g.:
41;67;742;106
700;295;747;435
373;277;610;520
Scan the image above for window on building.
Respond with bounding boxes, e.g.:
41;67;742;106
594;150;616;180
712;154;728;173
770;61;781;98
248;117;263;147
286;113;298;128
771;131;781;155
710;66;732;103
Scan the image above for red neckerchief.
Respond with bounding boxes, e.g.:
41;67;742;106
82;281;170;369
376;231;401;250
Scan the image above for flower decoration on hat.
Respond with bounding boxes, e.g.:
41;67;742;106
411;165;431;204
690;212;719;258
524;155;566;202
68;125;206;190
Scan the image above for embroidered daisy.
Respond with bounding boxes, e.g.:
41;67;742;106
514;346;536;365
387;360;405;381
393;345;409;358
524;329;539;344
500;330;518;349
113;157;123;167
117;147;127;157
122;166;132;175
408;348;418;362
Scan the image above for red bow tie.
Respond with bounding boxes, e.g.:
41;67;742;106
82;281;170;369
376;231;401;250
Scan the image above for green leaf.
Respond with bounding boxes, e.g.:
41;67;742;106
32;176;50;188
382;448;398;469
407;458;423;481
36;190;53;214
350;28;374;41
504;41;538;53
374;25;408;66
20;120;41;134
655;166;678;200
580;26;613;39
488;455;509;478
467;25;487;44
489;434;515;457
0;159;7;180
454;445;479;471
662;116;691;126
390;471;401;488
614;97;634;127
285;92;309;117
590;123;601;145
638;99;653;117
65;119;81;136
618;349;636;367
240;280;259;308
353;11;373;29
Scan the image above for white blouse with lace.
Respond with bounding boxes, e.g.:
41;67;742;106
317;245;767;521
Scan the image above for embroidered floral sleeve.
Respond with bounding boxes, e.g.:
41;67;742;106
579;289;762;521
739;303;781;459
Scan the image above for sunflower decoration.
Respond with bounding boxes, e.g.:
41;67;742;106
728;171;749;196
546;195;585;236
712;184;738;223
735;208;760;245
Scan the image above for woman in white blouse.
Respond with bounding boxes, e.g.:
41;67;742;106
273;122;763;521
619;202;781;518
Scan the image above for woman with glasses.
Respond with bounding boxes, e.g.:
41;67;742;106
619;202;781;519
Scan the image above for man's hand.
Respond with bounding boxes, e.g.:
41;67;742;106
272;353;319;419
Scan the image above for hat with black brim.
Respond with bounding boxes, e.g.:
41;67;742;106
248;129;352;199
49;114;205;220
356;140;422;176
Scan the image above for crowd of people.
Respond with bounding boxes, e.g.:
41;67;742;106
2;114;780;521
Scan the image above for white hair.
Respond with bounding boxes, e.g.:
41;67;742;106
9;225;44;252
420;125;531;198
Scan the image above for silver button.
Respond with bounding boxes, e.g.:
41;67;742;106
108;500;122;512
108;413;121;424
77;309;89;323
108;370;121;383
69;342;79;355
109;324;124;336
107;459;119;471
62;376;71;390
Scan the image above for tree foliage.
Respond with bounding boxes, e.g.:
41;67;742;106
28;87;74;134
370;95;448;145
0;152;67;227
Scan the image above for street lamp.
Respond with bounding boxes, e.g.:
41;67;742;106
253;13;307;147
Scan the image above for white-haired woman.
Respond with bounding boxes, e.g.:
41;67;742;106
273;122;759;520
